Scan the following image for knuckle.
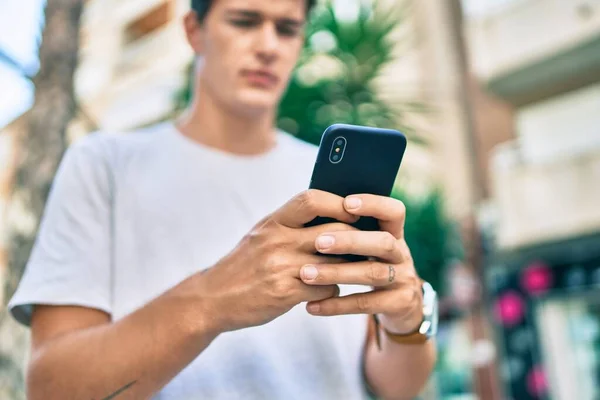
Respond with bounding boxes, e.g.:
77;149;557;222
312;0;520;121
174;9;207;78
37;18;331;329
403;273;420;289
265;252;288;273
356;295;371;312
266;232;292;255
400;240;413;262
338;233;351;252
381;232;397;253
368;263;387;283
263;216;280;231
274;236;291;252
396;200;407;217
271;279;294;301
409;274;421;287
298;190;317;212
245;227;264;246
328;266;340;283
248;221;282;248
399;288;415;305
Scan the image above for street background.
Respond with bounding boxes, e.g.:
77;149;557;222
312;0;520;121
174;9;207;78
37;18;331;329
1;0;600;399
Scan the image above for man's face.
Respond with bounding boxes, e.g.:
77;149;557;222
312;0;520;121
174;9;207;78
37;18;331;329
186;0;307;116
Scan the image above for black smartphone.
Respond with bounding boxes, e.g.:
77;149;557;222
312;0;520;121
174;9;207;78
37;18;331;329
306;124;407;259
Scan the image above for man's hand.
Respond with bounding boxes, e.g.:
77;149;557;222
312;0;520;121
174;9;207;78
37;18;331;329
299;194;423;335
197;189;358;333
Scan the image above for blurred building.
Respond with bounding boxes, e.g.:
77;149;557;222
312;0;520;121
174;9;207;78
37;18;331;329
0;1;492;399
465;0;600;399
0;0;193;302
11;0;600;399
75;0;192;133
375;0;521;397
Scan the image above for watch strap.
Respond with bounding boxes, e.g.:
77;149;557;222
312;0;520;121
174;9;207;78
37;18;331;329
370;314;428;349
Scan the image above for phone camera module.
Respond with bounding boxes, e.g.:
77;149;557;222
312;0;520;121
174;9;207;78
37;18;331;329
329;136;346;164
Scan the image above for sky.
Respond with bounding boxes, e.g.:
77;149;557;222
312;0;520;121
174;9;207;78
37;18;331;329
0;0;44;129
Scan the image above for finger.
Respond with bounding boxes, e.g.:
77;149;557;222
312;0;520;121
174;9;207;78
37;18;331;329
266;253;347;279
306;287;417;316
314;230;405;263
299;254;348;267
268;254;346;281
273;190;359;228
300;284;340;303
300;261;405;287
343;194;406;239
297;222;358;253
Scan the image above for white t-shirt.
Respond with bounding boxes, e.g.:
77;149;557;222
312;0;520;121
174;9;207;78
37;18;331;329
9;122;371;400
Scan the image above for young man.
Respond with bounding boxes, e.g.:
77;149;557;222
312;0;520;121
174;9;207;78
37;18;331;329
9;0;437;398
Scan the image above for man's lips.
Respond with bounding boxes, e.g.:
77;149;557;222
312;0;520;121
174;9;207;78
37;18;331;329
241;69;279;88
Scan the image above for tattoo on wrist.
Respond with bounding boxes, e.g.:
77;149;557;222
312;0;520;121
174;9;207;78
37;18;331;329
101;380;138;400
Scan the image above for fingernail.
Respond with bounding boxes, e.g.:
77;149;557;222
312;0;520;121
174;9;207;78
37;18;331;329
345;197;362;210
302;265;319;280
307;303;321;313
317;235;335;250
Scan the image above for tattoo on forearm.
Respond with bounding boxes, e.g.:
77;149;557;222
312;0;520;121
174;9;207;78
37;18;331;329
100;380;138;400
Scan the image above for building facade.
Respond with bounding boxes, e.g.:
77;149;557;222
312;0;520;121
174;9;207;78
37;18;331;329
0;0;521;398
465;0;600;398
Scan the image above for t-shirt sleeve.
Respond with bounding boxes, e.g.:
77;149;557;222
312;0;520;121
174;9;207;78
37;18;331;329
8;135;114;326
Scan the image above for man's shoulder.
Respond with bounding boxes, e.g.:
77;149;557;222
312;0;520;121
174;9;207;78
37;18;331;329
68;121;173;163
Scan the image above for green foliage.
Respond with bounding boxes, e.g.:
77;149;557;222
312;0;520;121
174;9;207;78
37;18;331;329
277;0;424;145
174;62;195;114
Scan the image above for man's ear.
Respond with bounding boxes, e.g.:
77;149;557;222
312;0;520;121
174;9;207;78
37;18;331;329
183;10;204;54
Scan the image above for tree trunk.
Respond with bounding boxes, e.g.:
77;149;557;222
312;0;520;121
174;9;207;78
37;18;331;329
445;0;503;399
5;0;84;300
0;1;84;398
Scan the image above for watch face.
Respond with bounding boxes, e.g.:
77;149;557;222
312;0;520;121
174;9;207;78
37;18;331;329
421;281;439;338
430;291;439;338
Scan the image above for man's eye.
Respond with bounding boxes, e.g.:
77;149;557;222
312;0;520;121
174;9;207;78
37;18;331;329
230;19;258;28
277;24;300;37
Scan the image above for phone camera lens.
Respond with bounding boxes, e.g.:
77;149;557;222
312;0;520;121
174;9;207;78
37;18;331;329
329;136;346;163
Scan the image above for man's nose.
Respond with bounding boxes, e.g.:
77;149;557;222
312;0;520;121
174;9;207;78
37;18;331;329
255;23;279;63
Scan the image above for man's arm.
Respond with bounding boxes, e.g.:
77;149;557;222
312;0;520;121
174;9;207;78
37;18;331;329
28;273;218;400
363;327;436;400
25;190;355;400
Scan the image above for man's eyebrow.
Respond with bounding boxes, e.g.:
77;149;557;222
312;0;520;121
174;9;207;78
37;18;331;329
225;9;305;26
224;9;262;18
277;18;304;27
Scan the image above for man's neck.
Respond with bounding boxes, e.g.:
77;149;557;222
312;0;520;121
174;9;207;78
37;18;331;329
175;86;277;156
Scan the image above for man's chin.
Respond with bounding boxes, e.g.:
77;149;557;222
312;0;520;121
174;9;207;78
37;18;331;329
234;89;280;116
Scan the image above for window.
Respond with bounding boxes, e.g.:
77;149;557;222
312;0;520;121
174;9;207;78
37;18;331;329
516;82;600;164
124;0;173;44
536;293;600;400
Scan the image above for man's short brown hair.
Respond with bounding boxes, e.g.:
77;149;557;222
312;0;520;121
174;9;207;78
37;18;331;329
191;0;317;21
